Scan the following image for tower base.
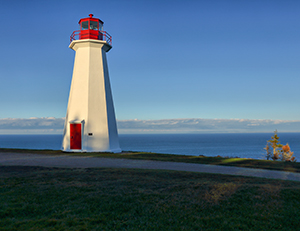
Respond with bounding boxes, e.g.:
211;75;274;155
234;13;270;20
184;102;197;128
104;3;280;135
62;148;122;153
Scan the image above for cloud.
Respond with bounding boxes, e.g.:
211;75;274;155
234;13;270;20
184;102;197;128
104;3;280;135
0;117;65;134
117;118;300;133
0;117;300;134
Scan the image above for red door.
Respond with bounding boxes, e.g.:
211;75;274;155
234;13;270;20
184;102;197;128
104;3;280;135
70;123;82;150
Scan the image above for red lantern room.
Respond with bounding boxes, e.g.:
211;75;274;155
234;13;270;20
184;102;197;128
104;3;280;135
79;14;103;40
70;14;112;45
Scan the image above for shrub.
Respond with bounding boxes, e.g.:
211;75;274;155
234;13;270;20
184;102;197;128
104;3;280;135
281;143;296;162
265;131;296;162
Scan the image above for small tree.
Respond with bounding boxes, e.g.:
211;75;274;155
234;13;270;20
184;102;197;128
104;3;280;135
264;143;272;160
267;130;282;160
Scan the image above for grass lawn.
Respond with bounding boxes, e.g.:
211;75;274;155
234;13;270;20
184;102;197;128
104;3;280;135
1;148;300;173
1;166;300;230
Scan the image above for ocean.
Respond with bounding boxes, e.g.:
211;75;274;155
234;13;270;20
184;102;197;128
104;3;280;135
0;133;299;160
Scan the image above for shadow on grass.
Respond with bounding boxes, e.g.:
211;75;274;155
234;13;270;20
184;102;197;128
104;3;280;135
1;166;300;230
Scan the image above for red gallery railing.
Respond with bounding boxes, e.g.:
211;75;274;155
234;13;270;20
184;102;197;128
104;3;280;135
70;30;112;45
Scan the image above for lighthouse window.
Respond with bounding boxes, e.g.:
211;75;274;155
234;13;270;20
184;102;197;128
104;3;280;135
90;21;98;30
81;21;88;30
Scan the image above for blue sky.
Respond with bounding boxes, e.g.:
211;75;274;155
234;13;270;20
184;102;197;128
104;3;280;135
1;0;300;133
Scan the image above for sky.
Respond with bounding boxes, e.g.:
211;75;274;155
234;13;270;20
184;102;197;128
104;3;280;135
0;0;300;134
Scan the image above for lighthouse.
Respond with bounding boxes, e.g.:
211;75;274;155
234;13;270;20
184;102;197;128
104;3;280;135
62;14;121;153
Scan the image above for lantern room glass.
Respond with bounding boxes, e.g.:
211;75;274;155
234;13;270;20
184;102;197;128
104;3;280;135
99;23;103;31
81;21;88;30
90;21;98;30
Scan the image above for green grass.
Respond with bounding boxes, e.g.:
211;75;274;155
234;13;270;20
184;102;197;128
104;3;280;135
1;148;300;173
1;166;300;230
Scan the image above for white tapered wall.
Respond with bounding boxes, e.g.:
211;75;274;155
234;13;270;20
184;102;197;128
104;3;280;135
62;39;121;152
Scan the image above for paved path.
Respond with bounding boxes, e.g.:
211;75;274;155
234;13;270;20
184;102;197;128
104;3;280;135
1;152;300;182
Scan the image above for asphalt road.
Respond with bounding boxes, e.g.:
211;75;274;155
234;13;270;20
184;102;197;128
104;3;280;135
1;152;300;182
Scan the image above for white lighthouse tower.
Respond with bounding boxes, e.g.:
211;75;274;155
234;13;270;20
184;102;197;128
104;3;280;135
62;14;121;153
